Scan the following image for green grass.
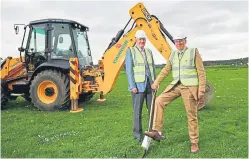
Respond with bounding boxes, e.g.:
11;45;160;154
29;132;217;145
1;67;248;158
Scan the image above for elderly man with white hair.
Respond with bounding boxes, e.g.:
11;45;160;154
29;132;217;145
125;30;156;142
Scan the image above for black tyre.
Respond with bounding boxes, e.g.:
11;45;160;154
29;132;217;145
30;70;70;111
1;86;8;109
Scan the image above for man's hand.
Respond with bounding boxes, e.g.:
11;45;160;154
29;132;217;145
151;83;159;90
131;88;138;94
198;91;205;105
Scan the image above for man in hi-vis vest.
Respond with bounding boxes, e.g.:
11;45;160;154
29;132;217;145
125;30;156;142
144;30;206;153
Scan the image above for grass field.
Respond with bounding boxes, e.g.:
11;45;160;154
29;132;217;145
1;67;248;158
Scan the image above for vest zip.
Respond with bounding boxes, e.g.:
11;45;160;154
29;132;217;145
179;52;181;83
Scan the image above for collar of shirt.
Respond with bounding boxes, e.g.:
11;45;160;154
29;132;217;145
135;45;145;53
177;47;187;55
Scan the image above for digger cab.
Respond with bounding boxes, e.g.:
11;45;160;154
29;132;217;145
1;19;96;111
16;18;93;71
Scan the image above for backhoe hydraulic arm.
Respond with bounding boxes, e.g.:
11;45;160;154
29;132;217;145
93;2;173;95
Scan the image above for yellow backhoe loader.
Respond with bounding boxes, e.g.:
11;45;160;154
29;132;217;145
0;2;214;112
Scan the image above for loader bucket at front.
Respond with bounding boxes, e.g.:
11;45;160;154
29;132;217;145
198;81;215;110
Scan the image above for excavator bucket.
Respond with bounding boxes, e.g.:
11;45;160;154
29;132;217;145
198;81;215;110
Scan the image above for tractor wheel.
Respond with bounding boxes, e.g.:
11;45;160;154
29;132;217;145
78;92;95;103
1;86;8;109
30;70;70;111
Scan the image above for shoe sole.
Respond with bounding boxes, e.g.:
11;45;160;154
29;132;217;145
144;134;162;142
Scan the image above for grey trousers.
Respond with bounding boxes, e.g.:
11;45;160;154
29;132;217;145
131;82;152;139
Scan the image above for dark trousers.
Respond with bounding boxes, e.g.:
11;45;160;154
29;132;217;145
131;81;152;139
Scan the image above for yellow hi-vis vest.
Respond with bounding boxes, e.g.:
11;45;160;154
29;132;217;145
130;46;155;83
169;48;199;86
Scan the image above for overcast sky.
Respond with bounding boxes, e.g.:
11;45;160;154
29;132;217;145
1;0;248;64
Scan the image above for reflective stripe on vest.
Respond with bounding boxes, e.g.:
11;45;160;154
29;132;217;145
130;47;155;83
170;48;199;86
